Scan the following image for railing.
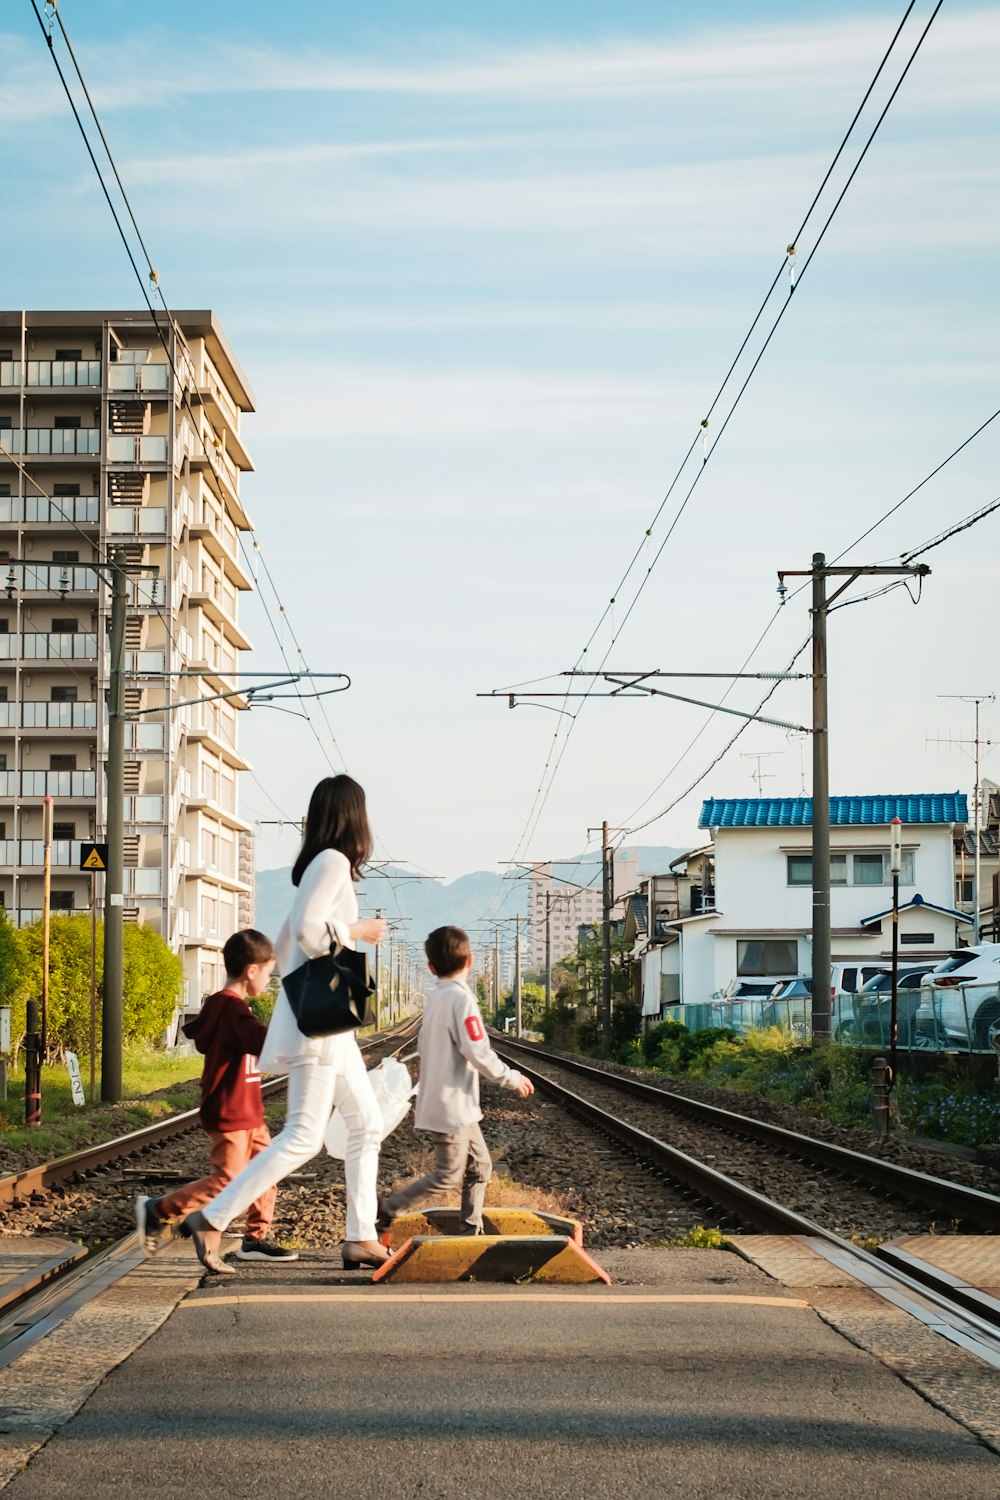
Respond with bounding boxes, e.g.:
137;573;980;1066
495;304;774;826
0;428;101;454
106;505;167;535
0;360;101;387
125;720;164;751
130;576;166;606
0;770;97;796
0;495;99;524
0;632;98;660
1;701;100;728
126;649;165;674
108;364;169;393
107;434;168;463
5;564;99;592
2;840;85;866
126;795;164;822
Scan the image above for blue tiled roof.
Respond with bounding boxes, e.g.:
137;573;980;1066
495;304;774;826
699;794;968;829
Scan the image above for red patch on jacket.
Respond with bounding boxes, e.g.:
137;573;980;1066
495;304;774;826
464;1015;484;1043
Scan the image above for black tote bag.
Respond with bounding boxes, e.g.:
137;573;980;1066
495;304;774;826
283;933;377;1038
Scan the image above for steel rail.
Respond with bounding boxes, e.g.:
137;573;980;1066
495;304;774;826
0;1018;421;1211
493;1037;1000;1230
494;1047;1000;1363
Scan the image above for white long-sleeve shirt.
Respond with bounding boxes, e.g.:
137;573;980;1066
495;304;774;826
258;848;359;1071
414;976;525;1133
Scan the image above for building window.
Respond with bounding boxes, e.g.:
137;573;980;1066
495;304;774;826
0;688;7;701
53;483;80;497
956;876;973;902
0;621;8;634
51;891;75;911
53;822;76;840
50;754;76;771
53;416;81;429
0;755;6;771
737;939;797;976
51;550;79;564
55;349;83;361
901;932;935;944
51;618;78;634
787;850;912;887
51;686;78;702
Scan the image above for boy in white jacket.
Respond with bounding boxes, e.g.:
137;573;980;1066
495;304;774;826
378;925;534;1236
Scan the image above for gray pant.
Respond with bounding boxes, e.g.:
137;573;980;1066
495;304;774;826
382;1123;492;1233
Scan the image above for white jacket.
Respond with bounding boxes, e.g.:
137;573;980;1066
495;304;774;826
414;976;525;1133
259;848;359;1071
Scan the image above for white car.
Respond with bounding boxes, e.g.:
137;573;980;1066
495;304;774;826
921;944;1000;1050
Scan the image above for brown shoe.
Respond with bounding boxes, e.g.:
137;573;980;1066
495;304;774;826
342;1239;391;1270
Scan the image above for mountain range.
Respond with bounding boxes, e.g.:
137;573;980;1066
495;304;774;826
254;846;688;946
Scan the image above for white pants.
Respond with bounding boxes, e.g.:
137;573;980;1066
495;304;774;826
201;1037;382;1242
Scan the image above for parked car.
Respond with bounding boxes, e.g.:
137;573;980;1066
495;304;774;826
767;966;892;1040
720;978;793;1033
922;945;1000;1049
849;966;938;1047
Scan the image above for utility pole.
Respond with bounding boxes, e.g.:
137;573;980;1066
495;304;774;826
514;918;522;1036
494;927;501;1026
102;550;127;1103
777;554;931;1042
373;908;382;1031
544;890;552;1014
935;694;994;943
41;795;53;1058
396;946;402;1021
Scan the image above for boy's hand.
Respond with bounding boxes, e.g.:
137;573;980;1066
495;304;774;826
513;1078;535;1098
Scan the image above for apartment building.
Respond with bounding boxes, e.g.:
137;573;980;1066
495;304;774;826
528;850;640;968
0;309;255;1005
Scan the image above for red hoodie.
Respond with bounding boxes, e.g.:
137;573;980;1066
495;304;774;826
182;989;269;1132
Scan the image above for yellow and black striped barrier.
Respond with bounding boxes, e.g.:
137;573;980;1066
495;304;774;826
372;1234;611;1285
381;1207;583;1251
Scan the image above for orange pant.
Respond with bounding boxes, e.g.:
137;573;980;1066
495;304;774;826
156;1124;275;1240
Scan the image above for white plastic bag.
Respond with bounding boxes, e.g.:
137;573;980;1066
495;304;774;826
324;1056;417;1160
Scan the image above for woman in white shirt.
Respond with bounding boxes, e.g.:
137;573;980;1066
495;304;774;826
182;776;389;1274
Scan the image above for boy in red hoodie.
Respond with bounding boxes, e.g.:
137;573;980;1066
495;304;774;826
135;929;297;1270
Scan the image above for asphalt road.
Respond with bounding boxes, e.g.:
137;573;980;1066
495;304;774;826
4;1253;997;1500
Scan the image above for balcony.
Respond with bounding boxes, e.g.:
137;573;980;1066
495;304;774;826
0;701;99;729
126;795;164;823
0;840;85;867
0;360;101;388
108;364;169;394
0;428;101;455
4;563;99;594
106;505;167;536
125;649;165;675
107;434;168;464
0;770;97;797
0;495;99;525
0;633;99;661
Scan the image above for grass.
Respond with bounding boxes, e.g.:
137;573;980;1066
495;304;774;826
651;1225;729;1250
0;1046;202;1160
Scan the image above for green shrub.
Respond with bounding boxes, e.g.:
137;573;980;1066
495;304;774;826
642;1018;688;1065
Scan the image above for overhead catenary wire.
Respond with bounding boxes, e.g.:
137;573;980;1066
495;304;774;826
486;0;945;896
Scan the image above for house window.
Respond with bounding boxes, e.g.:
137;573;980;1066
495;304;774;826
901;932;935;945
51;618;78;634
51;686;78;702
790;850;914;887
51;891;75;911
737;939;797;976
55;349;83;361
51;550;79;564
53;483;80;497
53;416;81;429
853;853;884;885
53;822;76;840
956;876;973;903
50;754;76;771
787;855;811;886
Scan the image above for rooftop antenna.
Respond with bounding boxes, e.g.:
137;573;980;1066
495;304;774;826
929;693;994;943
740;750;780;794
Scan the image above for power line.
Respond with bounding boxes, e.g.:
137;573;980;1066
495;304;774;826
490;0;943;876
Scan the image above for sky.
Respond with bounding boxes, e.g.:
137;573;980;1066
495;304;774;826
2;1;999;911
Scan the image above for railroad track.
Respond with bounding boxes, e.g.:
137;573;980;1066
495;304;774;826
0;1017;421;1366
492;1037;1000;1367
493;1037;1000;1231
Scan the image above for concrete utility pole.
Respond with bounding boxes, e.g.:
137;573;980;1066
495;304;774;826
494;928;501;1025
545;891;552;1014
597;821;613;1050
102;550;127;1102
936;693;994;944
514;917;522;1037
778;553;931;1042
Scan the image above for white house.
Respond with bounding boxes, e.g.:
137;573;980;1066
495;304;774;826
642;794;970;1016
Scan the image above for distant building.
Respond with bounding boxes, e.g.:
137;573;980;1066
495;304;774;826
528;850;642;969
0;309;256;1006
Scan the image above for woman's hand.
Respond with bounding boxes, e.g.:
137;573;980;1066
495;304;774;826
350;917;389;945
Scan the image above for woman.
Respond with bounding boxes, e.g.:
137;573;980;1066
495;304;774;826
183;775;389;1274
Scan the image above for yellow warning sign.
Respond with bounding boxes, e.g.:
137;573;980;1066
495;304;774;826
80;843;108;871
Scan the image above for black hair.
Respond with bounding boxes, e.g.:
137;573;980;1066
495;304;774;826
425;925;471;976
223;929;274;978
292;775;373;886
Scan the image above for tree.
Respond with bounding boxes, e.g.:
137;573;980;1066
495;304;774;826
13;916;183;1059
